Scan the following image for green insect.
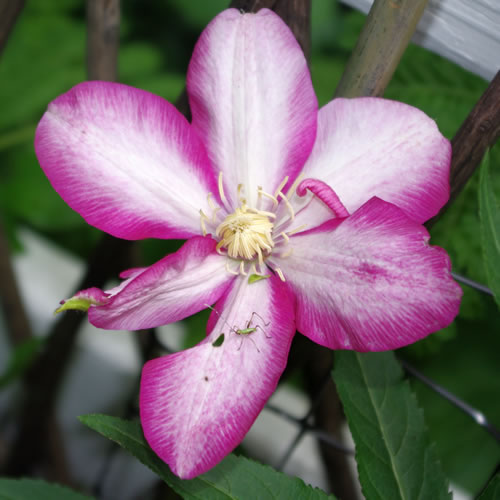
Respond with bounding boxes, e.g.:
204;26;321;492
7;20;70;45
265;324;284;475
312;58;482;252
205;305;271;352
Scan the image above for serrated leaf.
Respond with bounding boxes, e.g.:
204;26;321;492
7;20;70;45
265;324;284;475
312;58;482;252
0;478;94;500
479;151;500;309
333;351;451;500
80;414;334;500
478;473;500;500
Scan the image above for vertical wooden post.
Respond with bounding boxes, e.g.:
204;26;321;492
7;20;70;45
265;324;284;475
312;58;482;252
86;0;120;81
335;0;429;98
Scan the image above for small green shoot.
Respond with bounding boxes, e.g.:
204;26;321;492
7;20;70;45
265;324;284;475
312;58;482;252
248;274;270;284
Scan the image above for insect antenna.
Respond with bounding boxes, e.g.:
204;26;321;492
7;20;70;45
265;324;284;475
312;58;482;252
204;303;235;332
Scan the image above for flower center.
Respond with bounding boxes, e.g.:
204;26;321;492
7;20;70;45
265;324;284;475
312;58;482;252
200;172;308;281
215;204;275;262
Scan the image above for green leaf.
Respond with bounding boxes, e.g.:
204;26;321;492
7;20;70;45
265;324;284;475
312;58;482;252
0;144;85;231
0;478;94;500
479;151;500;308
0;338;43;389
478;474;500;500
80;414;334;500
170;0;227;29
403;313;500;493
211;333;225;347
333;351;451;500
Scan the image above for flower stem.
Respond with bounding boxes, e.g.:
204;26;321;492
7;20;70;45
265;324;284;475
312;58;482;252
427;71;500;227
2;0;125;480
86;0;120;81
0;0;25;57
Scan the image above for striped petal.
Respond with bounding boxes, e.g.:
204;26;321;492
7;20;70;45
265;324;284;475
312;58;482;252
273;197;462;351
35;81;218;240
140;274;295;478
188;8;317;209
302;98;451;223
88;237;233;330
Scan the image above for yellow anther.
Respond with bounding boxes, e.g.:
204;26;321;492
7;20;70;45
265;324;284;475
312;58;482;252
246;206;277;219
226;262;239;275
237;184;246;204
200;209;209;236
277;191;295;220
274;176;289;199
207;192;216;210
239;261;247;275
279;231;290;244
287;224;307;236
278;248;293;258
212;175;302;282
216;240;226;255
286;173;304;199
258;187;279;205
275;267;286;282
218;171;229;208
216;205;274;262
256;246;264;267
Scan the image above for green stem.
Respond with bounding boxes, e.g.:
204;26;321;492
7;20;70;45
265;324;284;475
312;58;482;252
335;0;429;98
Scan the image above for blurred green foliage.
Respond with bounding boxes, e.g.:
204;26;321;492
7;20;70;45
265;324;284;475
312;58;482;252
0;0;498;495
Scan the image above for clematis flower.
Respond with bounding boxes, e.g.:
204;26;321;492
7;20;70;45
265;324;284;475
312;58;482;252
35;8;461;479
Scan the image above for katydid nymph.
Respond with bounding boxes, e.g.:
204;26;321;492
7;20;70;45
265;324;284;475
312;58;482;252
205;304;271;352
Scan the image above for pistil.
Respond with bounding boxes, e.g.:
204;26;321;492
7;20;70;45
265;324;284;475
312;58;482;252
215;205;275;263
200;172;307;282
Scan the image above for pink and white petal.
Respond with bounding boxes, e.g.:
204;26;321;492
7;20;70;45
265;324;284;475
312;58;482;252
119;267;147;279
188;8;317;209
89;236;233;330
302;98;451;224
272;198;462;351
140;274;295;479
106;267;147;296
35;81;218;240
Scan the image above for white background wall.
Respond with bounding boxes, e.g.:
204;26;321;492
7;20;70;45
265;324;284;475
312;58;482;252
340;0;500;81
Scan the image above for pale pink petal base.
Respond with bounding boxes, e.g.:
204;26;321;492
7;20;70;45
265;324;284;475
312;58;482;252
273;197;462;351
140;274;295;478
35;81;218;240
188;8;317;208
89;237;233;330
302;98;451;223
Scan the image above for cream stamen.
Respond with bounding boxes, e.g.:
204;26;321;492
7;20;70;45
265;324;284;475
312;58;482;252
203;174;307;282
277;191;295;220
225;262;239;275
279;231;290;244
258;186;279;206
275;267;286;282
274;176;289;199
218;171;229;209
286;173;304;199
287;224;307;236
200;209;209;236
239;260;247;275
